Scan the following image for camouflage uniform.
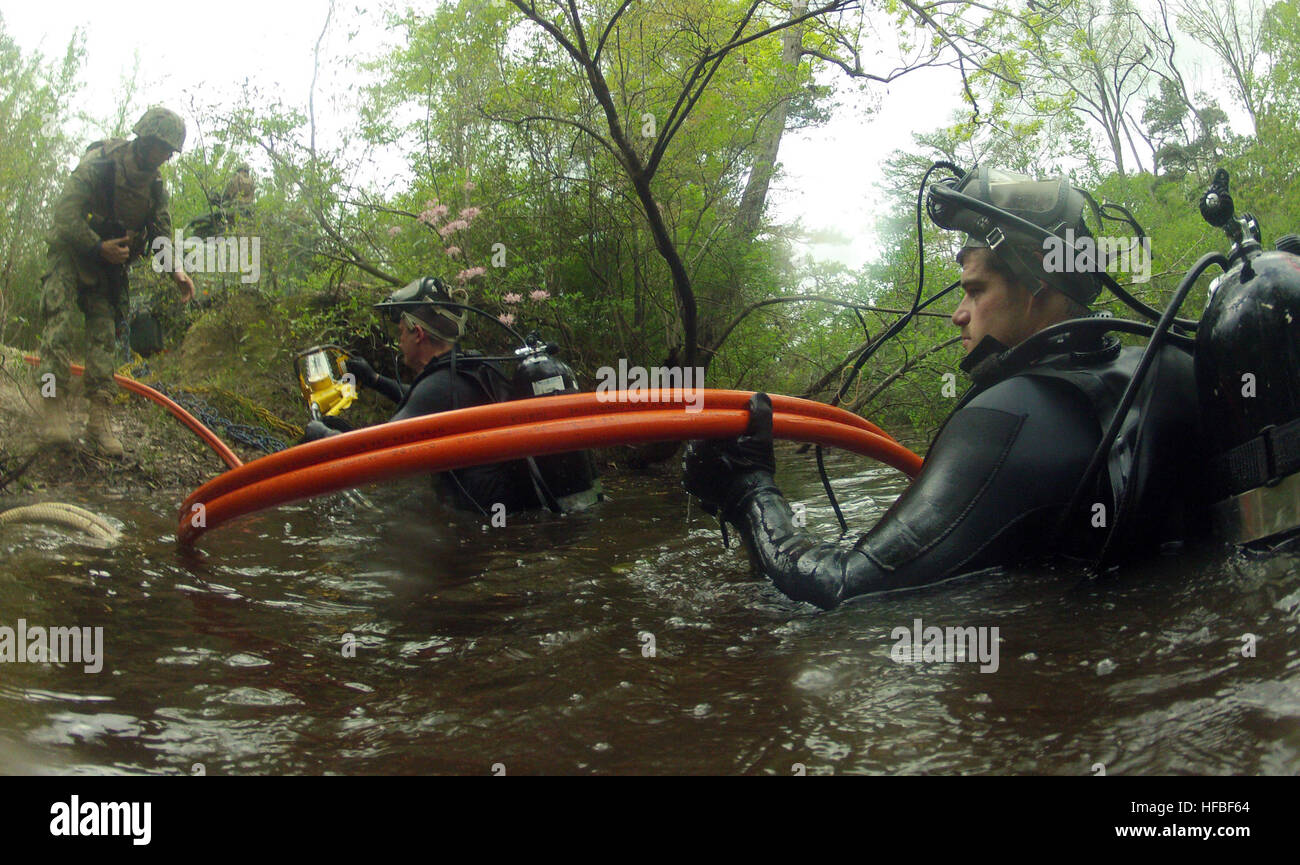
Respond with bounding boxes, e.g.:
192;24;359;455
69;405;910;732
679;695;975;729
222;165;255;208
37;110;180;403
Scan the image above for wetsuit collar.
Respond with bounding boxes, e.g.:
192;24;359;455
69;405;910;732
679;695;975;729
960;326;1120;392
411;347;452;383
959;335;1012;389
395;347;454;396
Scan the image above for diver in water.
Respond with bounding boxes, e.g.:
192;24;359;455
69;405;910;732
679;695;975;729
302;278;537;514
683;166;1210;609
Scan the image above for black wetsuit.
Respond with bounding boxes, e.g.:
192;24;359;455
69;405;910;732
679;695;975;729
718;339;1207;609
368;350;536;514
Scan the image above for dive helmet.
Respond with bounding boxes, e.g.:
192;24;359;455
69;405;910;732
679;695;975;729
375;276;469;341
1193;173;1300;546
133;106;187;152
928;165;1102;307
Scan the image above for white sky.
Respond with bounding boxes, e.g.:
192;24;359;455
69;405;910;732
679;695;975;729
3;0;1246;271
774;66;965;267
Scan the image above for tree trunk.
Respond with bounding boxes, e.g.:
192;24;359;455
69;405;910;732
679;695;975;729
736;0;808;236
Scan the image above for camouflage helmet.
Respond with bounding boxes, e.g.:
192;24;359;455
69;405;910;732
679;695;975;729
132;106;186;152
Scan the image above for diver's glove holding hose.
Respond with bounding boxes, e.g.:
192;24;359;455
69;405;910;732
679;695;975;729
682;392;780;525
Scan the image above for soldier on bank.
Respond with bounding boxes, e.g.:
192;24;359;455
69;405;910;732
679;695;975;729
35;106;195;456
221;163;255;210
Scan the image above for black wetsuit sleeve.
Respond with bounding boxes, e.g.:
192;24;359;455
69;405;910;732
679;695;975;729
389;371;479;422
730;376;1102;609
370;375;407;406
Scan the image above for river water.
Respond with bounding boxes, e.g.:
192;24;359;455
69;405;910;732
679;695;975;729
2;447;1298;775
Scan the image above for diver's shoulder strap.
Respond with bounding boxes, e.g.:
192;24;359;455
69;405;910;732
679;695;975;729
1212;416;1300;497
1016;347;1146;525
1018;347;1141;435
444;350;512;404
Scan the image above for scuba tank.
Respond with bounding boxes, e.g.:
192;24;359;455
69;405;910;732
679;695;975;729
511;334;602;511
1192;174;1300;546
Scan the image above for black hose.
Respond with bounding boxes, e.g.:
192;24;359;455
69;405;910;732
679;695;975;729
813;163;963;532
1051;251;1229;566
815;444;848;535
995;316;1196;372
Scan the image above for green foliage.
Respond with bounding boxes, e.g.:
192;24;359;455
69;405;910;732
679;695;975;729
6;0;1300;446
0;16;83;347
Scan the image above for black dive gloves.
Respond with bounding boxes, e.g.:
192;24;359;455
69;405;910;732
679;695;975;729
347;355;407;405
345;356;380;390
299;415;353;444
682;392;781;522
300;420;335;444
297;357;380;445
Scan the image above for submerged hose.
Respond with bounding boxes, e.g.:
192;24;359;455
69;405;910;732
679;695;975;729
0;502;121;543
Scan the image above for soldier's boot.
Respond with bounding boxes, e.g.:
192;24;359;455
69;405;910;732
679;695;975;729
38;395;73;448
86;398;125;458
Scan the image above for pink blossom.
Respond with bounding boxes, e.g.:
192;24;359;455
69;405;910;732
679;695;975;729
438;218;469;238
444;246;462;257
502;292;522;304
424;199;438;209
458;206;482;222
418;204;449;226
498;312;516;326
387;226;401;237
417;204;449;226
456;266;487;284
463;181;476;192
529;289;550;302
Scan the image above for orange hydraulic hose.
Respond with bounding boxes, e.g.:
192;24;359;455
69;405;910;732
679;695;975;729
180;389;896;511
23;354;242;469
178;403;922;546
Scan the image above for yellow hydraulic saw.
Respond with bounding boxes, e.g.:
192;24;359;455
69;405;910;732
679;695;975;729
293;345;358;421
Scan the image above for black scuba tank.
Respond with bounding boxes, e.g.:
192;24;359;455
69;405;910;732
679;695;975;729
1195;241;1300;544
514;347;576;399
511;339;601;506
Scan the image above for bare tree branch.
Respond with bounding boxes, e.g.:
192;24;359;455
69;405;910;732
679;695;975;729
848;335;961;413
709;294;950;356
